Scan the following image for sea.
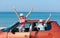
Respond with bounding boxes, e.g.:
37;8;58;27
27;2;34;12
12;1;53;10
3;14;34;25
0;12;60;27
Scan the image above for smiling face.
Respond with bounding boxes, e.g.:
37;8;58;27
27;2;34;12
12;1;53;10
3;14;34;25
19;16;23;19
39;22;44;25
38;19;44;25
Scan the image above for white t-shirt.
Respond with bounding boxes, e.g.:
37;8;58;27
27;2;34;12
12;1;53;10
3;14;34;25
37;24;47;30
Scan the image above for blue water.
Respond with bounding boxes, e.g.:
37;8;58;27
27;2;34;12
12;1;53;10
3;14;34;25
0;12;60;27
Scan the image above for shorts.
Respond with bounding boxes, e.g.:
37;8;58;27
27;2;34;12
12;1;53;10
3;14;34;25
19;26;25;31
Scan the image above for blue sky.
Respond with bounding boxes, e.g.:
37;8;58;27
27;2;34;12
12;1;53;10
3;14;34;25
0;0;60;12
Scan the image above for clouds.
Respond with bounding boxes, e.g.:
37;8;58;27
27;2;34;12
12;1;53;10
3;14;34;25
0;0;60;12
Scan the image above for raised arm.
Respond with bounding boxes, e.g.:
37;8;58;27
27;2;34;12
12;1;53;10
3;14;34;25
13;7;20;20
45;13;52;23
26;8;33;18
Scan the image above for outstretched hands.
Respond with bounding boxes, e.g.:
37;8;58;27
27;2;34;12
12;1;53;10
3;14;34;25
13;7;33;18
45;12;52;23
50;12;52;17
13;7;20;20
26;8;33;18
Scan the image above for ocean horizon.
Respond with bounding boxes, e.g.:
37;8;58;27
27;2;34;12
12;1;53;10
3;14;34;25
0;12;60;27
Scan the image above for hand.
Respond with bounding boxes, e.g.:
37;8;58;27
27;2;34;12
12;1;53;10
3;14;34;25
13;7;16;12
50;12;52;17
13;7;19;20
26;8;33;18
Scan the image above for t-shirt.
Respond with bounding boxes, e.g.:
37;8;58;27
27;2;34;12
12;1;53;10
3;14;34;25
37;23;47;30
19;17;26;26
